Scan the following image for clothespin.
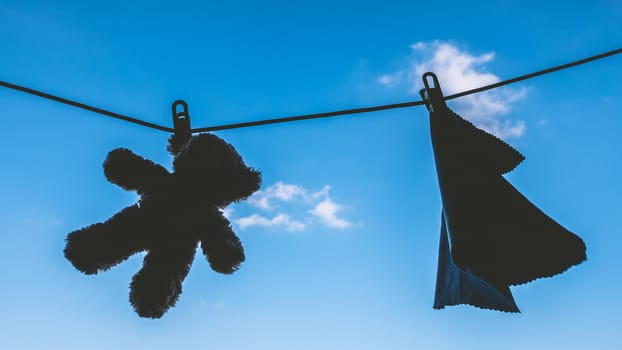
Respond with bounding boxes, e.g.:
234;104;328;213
419;72;448;113
172;100;192;145
167;100;193;154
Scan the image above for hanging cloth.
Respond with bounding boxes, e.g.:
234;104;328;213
421;73;586;312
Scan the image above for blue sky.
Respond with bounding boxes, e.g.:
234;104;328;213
1;1;621;349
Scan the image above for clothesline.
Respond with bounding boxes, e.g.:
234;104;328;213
1;47;621;133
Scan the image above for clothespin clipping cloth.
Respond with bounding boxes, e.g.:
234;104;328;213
64;101;262;318
420;73;586;312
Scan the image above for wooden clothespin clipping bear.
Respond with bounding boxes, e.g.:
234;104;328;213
64;101;261;318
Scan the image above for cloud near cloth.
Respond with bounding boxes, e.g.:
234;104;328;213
378;40;527;139
230;182;354;232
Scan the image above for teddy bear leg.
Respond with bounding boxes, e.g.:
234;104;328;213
199;210;245;274
129;237;197;318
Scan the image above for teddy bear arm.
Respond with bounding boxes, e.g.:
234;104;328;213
104;148;170;194
64;204;151;275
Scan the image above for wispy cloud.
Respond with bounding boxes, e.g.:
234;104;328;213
231;182;354;232
309;198;352;229
377;71;405;87
378;40;527;139
236;213;307;232
247;182;307;210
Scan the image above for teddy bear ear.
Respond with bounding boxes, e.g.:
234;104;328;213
167;133;190;155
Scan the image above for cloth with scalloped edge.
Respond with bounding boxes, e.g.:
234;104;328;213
429;106;586;312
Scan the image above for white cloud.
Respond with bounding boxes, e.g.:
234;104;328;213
309;198;352;229
379;40;527;139
378;71;405;87
248;181;306;210
309;185;331;200
235;182;354;232
410;41;427;50
235;213;307;232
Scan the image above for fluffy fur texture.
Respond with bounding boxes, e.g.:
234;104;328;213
64;133;261;318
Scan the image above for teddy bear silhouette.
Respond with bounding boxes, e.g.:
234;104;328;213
64;105;261;318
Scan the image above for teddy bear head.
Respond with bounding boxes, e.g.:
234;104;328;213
172;133;261;208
